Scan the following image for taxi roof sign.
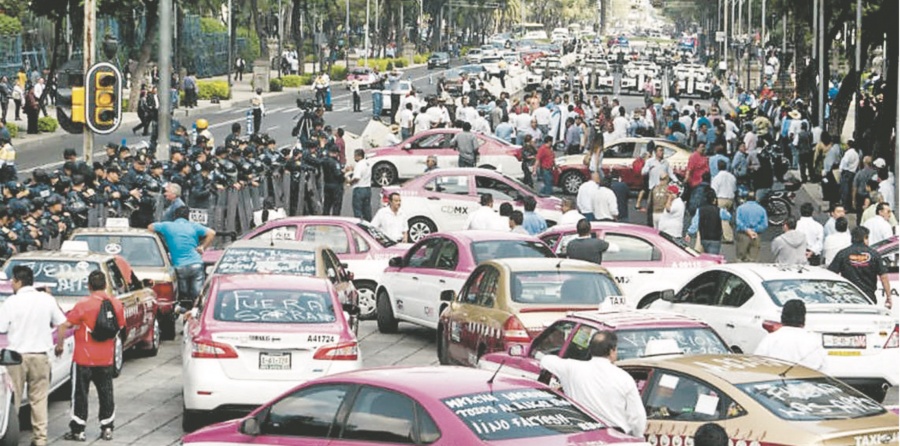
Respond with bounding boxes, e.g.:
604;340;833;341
60;240;91;253
599;295;627;311
105;218;130;229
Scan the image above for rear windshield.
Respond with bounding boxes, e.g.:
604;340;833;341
511;271;619;305
357;222;396;247
213;289;335;324
762;279;871;306
214;248;317;276
4;260;100;297
442;388;605;441
72;235;165;267
737;378;884;421
471;240;553;264
616;328;730;360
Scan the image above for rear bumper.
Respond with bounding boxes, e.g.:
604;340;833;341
826;349;898;400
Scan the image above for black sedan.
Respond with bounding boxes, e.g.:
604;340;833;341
428;52;451;69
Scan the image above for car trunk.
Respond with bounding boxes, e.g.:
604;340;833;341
211;325;349;381
807;413;899;446
804;304;895;353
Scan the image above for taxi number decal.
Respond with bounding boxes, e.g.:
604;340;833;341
308;335;336;343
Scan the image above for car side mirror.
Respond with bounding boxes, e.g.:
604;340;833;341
508;344;525;357
660;289;676;302
440;290;456;302
0;349;22;366
388;256;404;268
403;143;412;150
142;278;155;289
240;417;261;436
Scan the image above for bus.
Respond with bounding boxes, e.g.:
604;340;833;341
512;23;548;40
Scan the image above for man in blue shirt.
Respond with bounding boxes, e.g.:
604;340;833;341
734;192;768;262
494;115;515;143
149;206;216;307
522;196;547;235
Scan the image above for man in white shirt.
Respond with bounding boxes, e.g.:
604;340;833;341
822;216;851;266
465;193;501;230
590;178;619;221
371;192;408;242
641;144;674;191
658;185;685;238
413;106;433;134
710;160;737;243
612;106;629;141
838;143;860;209
0;265;67;446
822;205;845;238
397;103;415;140
863;203;894;245
349;149;373;221
577;172;600;221
754;300;825;371
796;202;824;265
533;105;552;136
539;331;647;437
472;110;491;134
557;197;584;225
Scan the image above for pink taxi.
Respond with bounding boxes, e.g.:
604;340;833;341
366;129;525;186
478;309;730;380
181;274;361;431
539;222;724;305
181;365;650;446
203;217;411;319
382;168;563;241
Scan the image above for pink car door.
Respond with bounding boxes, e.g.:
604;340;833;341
327;385;441;445
252;383;351;445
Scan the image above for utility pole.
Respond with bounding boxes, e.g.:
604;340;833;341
723;0;729;80
227;0;233;86
158;0;172;154
365;0;370;66
278;0;283;78
812;0;817;56
346;0;350;68
817;0;824;128
854;0;860;133
84;0;95;164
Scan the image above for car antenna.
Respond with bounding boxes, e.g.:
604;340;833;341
487;360;506;386
778;348;817;379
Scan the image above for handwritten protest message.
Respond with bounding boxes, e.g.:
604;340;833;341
215;290;336;324
215;248;317;276
7;260;99;296
738;379;884;421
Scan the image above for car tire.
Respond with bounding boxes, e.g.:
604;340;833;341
1;399;18;446
159;312;177;341
560;170;585;195
376;291;398;334
766;198;790;226
182;407;208;433
407;217;437;242
372;162;398;187
354;281;378;320
112;335;124;378
140;319;160;357
437;326;451;365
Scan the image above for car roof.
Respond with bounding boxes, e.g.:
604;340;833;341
487;257;611;274
254;216;365;226
210;274;332;292
6;250;114;263
412;167;509;179
228;239;320;251
71;228;157;236
712;263;849;282
427;230;541;243
619;354;822;384
543;221;664;237
321;366;546;399
568;309;709;329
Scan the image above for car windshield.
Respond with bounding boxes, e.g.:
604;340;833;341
443;388;606;441
511;271;619;305
762;279;871;306
4;259;100;297
213;289;336;324
357;222;396;247
616;327;730;360
214;247;317;276
461;65;484;74
471;240;554;264
71;234;165;267
737;377;884;421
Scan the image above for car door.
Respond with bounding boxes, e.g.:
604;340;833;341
421;174;478;231
469;265;504;365
391;239;441;324
652;271;728;335
396;132;450;177
255;383;351;445
713;272;761;352
330;385;439;446
602;141;638;186
447;267;487;364
413;238;461;326
598;232;663;298
321;249;355;308
474;174;525;212
106;259;142;347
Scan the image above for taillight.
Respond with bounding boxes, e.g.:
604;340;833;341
762;320;782;333
314;342;359;360
191;338;238;359
513;148;523;161
884;325;899;349
502;316;531;344
153;281;175;303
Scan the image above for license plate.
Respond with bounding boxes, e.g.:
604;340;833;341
259;352;291;370
822;334;867;349
189;208;208;225
828;350;862;356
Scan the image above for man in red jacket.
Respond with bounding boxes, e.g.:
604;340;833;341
55;271;125;441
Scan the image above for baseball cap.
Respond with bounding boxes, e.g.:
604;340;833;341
873;158;886;169
667;185;680;195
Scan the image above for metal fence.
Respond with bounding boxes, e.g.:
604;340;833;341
179;15;248;78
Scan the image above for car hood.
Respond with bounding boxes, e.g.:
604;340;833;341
182;419;245;444
366;144;405;158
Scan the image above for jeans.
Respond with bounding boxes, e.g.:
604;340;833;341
176;263;205;303
790;144;799;169
352;187;372;221
70;364;115;433
701;240;722;254
540;168;553;195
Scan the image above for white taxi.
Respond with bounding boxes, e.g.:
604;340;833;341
641;263;899;402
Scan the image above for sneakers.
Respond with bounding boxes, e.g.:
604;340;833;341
63;431;86;442
101;428;113;441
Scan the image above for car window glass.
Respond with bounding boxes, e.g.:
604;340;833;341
106;261;127;295
352;230;370;253
72;235;166;267
434;175;469;195
529;320;578;358
554;231;602;256
603;233;655;262
562;324;598;360
624;367;652;394
645;372;744;421
680;271;720;305
415;403;441;443
341;386;417;443
460;268;487;304
434;240;459;271
302;225;350;254
476;267;500;307
263;384;349;437
415;133;449;149
605;142;635;158
717;273;753;307
475;176;519;201
252;225;297;242
541;234;561;253
406;239;441;269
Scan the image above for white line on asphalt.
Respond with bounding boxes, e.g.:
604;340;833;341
266;126;278;132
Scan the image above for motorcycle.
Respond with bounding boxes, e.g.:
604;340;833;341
735;143;801;226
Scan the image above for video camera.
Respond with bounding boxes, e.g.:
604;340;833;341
296;98;318;110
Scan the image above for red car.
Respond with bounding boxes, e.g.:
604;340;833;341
203;217;411;320
366;129;524;186
344;66;379;89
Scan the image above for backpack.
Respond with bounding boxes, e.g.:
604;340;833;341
91;298;120;342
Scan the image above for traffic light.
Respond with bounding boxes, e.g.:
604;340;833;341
71;86;85;123
85;62;122;134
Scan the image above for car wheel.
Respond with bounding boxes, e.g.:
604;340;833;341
354;281;378;320
767;199;790;226
376;291;398;334
560;170;585;195
112;335;124;378
407;217;437;242
182;407;208;433
141;318;160;357
1;398;19;446
372;162;398;187
159;312;176;341
437;326;451;365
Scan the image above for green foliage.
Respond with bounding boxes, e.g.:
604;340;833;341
37;116;58;133
280;74;311;88
0;13;22;35
269;78;283;92
199;17;226;34
413;53;430;64
304;55;316;63
0;0;25;18
361;57;418;73
196;80;230;100
5;122;17;138
330;65;347;81
237;26;260;62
